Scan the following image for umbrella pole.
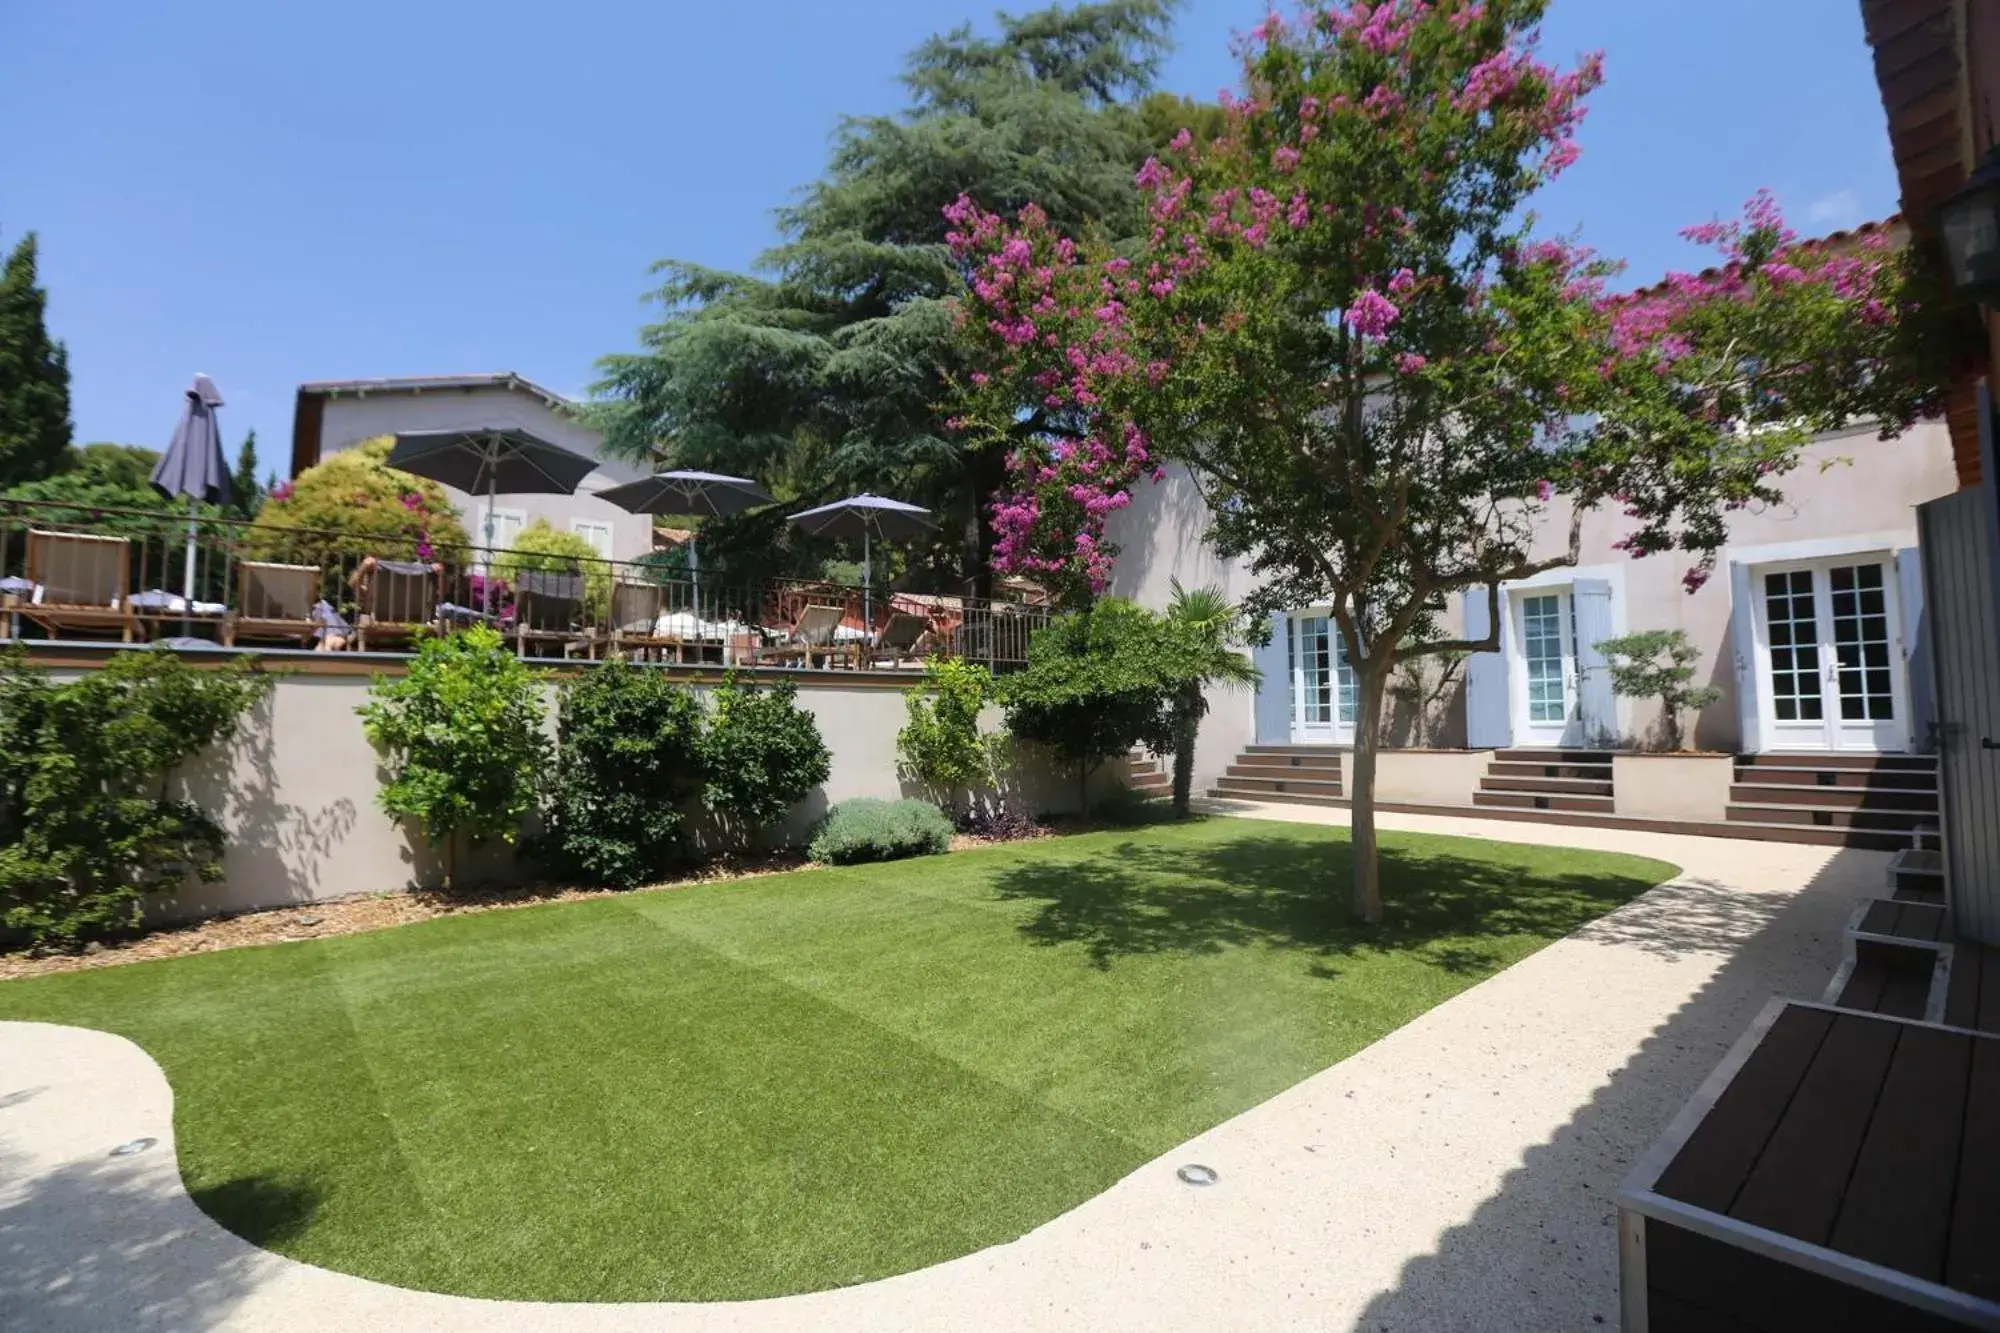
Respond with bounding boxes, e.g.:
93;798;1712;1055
483;466;498;617
862;528;872;631
689;534;700;639
182;495;198;636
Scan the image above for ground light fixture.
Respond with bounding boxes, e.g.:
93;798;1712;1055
1176;1163;1219;1186
109;1137;156;1157
1937;144;2000;305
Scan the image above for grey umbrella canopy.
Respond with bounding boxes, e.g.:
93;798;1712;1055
790;494;935;624
595;470;776;588
151;374;231;630
387;428;600;612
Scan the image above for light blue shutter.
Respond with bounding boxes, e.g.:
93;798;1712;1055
1728;561;1764;754
1252;613;1291;744
1463;588;1510;748
1572;578;1617;747
1897;546;1933;751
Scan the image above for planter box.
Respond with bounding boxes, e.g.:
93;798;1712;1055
1612;753;1734;822
1373;749;1494;807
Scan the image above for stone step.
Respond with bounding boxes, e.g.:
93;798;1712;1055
1472;790;1616;814
1726;783;1939;812
1479;775;1616;798
1725;802;1933;832
1730;764;1937;790
1735;752;1937;772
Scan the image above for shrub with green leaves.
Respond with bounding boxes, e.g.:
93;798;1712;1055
357;627;548;872
0;647;272;947
699;675;831;847
543;657;706;888
1594;629;1724;752
807;797;953;866
896;657;997;812
497;518;612;620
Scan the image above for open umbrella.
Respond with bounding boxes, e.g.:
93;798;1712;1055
594;469;775;585
386;428;599;612
150;374;232;634
789;493;935;626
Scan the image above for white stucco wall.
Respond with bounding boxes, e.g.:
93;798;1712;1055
1106;417;1960;760
315;385;655;563
156;668;1083;921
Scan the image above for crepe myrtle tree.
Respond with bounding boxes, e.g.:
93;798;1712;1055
948;0;1951;923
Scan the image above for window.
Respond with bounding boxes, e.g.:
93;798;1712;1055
1828;563;1894;722
1763;569;1823;722
571;519;613;560
478;507;527;554
1521;593;1568;724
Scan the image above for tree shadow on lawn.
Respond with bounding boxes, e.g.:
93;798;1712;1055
188;1176;322;1248
990;832;1671;973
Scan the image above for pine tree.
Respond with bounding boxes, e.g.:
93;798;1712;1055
0;232;74;488
231;429;263;516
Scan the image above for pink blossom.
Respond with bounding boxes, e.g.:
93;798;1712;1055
1682;567;1712;594
1395;351;1428;374
1345;288;1400;337
1273;145;1300;174
1387;267;1417;296
1535;479;1554;502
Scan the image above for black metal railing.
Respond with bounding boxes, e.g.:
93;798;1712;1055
0;499;1051;670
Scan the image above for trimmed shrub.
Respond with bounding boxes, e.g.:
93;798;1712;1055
895;657;997;812
0;647;272;947
699;675;831;848
808;798;953;865
497;518;612;620
247;436;469;570
542;657;705;888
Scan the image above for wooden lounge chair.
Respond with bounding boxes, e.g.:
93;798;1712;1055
514;569;589;659
350;557;443;652
22;530;134;642
752;603;854;669
224;561;322;648
598;579;688;662
862;612;932;669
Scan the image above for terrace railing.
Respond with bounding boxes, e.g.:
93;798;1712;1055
0;498;1051;670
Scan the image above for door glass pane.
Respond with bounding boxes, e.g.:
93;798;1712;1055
1334;627;1358;725
1764;570;1823;722
1829;563;1895;722
1522;594;1568;724
1295;616;1333;725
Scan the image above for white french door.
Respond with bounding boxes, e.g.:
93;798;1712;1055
1756;558;1906;752
1512;590;1579;746
1288;612;1356;744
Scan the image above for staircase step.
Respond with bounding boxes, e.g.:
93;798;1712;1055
1716;820;1911;851
1473;790;1616;814
1486;761;1614;781
1725;803;1932;832
1729;765;1937;790
1231;753;1345;774
1480;776;1615;798
1496;748;1615;764
1211;775;1345;799
1243;744;1347;756
1726;783;1939;812
1208;779;1346;808
1735;752;1937;772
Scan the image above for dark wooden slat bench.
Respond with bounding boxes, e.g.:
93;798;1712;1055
1943;939;2000;1035
1826;899;1953;1023
1619;1000;2000;1331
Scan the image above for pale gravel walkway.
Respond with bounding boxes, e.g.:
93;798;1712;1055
1;804;1883;1332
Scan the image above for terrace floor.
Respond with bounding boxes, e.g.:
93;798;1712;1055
0;807;1885;1332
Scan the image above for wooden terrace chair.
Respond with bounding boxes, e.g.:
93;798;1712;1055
350;557;443;652
22;530;135;642
514;569;589;659
599;579;687;662
224;561;322;648
862;612;932;669
752;603;853;669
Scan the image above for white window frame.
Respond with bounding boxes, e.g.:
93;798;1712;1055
476;505;528;564
570;518;614;560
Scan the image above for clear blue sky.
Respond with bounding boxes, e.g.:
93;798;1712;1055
1;0;1897;469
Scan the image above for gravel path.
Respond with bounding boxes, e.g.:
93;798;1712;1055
0;805;1881;1332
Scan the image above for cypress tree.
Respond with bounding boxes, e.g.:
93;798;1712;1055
0;232;74;488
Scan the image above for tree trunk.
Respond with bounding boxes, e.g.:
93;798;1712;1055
1171;691;1199;818
1348;662;1389;924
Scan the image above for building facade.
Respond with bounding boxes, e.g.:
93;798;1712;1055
289;372;655;563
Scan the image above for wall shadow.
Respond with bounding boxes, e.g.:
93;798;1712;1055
0;1143;281;1332
990;833;1664;972
1348;844;1883;1331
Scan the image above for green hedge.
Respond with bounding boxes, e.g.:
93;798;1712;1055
808;798;953;866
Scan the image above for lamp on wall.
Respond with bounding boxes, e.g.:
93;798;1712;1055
1937;145;2000;304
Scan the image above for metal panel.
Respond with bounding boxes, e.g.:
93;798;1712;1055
1251;612;1291;744
1919;484;2000;946
1898;547;1935;750
1574;577;1618;747
1728;560;1765;754
1463;587;1510;747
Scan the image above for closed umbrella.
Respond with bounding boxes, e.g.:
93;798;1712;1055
386;428;599;612
788;494;935;627
150;374;232;634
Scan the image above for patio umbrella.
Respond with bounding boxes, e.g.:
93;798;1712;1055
789;493;935;626
386;428;599;612
150;374;232;634
594;469;775;583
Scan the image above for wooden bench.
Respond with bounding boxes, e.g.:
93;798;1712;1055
1943;938;2000;1036
1618;1000;2000;1330
1891;847;1948;906
1824;899;1953;1024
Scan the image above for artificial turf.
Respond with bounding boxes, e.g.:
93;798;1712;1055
0;816;1676;1302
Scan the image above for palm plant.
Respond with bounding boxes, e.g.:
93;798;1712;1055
1161;579;1260;817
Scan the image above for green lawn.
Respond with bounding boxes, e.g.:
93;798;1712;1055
0;817;1675;1302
